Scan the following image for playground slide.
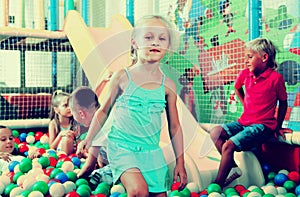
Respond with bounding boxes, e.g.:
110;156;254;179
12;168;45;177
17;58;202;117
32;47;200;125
64;10;264;190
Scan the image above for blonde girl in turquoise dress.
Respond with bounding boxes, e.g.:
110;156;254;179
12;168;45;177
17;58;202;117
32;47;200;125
82;15;187;197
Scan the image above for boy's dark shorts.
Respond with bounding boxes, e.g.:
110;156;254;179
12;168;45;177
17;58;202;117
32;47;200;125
222;122;274;151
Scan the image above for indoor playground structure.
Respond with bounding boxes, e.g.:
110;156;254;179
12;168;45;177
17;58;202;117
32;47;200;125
0;0;299;196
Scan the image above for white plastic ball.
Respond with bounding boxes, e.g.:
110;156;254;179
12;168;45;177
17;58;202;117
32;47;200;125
275;195;285;197
36;174;49;183
208;192;223;197
247;191;262;197
278;169;289;175
276;187;287;195
111;184;126;194
263;185;278;195
49;182;65;197
16;175;27;186
248;185;259;191
63;181;76;193
22;176;36;190
61;161;74;172
73;168;80;174
13;164;20;173
28;168;44;177
186;182;199;193
9;186;24;197
26;135;35;144
40;135;49;144
0;175;11;186
28;191;44;197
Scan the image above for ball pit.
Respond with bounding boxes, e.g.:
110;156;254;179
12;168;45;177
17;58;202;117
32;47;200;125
1;129;300;197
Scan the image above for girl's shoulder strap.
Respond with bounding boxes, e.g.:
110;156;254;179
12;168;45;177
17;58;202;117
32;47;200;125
125;68;132;81
162;74;166;85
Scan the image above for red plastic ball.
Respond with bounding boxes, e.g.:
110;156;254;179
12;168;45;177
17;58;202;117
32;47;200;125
35;131;44;141
44;168;54;176
37;148;46;155
65;191;80;197
7;171;14;182
171;182;181;191
199;189;208;196
235;184;246;193
288;171;300;183
49;157;58;167
18;143;29;153
14;138;20;144
191;192;200;197
60;157;72;162
58;153;67;160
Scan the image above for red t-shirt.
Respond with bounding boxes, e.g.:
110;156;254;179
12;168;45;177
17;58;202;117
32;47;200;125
234;68;287;130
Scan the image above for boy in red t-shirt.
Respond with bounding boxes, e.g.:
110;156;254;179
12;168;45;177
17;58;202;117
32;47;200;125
210;38;288;187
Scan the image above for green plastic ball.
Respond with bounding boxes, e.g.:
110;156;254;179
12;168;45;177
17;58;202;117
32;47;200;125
27;132;34;136
13;171;24;183
75;178;89;187
66;171;78;182
12;130;19;137
4;183;17;196
224;188;237;196
285;193;296;197
268;172;276;180
252;187;265;196
169;190;184;197
76;185;91;197
263;194;275;197
19;158;32;173
94;183;110;195
283;180;296;191
38;156;50;168
20;190;31;197
180;187;191;197
118;193;128;197
32;181;49;195
207;183;222;194
56;161;64;168
50;168;63;179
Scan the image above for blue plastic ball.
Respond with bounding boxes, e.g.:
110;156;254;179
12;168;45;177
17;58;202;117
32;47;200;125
8;161;20;172
295;185;300;196
71;157;81;167
110;192;121;197
19;133;27;142
55;172;69;183
274;173;289;186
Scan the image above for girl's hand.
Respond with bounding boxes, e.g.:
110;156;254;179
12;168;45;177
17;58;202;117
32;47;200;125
61;130;75;138
0;152;12;162
173;162;187;191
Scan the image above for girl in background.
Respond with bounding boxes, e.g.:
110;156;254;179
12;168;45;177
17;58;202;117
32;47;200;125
49;90;77;155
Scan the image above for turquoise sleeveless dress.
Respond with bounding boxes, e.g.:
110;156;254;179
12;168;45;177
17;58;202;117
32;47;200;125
107;69;170;192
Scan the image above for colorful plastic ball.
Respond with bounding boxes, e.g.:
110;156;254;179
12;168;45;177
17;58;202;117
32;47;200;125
247;192;262;197
61;161;74;172
267;172;276;181
276;186;287;195
169;190;182;197
12;130;19;138
118;193;128;197
208;192;222;197
287;171;300;183
31;180;49;195
110;192;121;197
76;184;91;197
56;161;64;168
20;190;31;197
4;183;17;196
111;184;125;194
50;168;63;179
63;181;76;193
186;182;200;193
251;188;265;196
36;174;50;183
278;169;289;176
12;171;23;183
35;131;44;141
66;171;77;182
283;180;296;191
55;172;69;184
49;182;65;197
207;183;222;194
7;171;15;182
75;178;89;187
171;181;181;191
10;186;24;196
295;185;300;196
224;188;238;196
94;182;110;195
65;191;80;197
19;158;33;173
262;185;277;195
26;135;35;144
22;176;36;190
19;133;27;142
8;161;20;172
285;193;297;197
40;135;49;144
14;137;20;144
48;156;58;167
274;173;289;186
28;190;44;197
180;187;191;197
71;157;81;167
18;142;29;153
